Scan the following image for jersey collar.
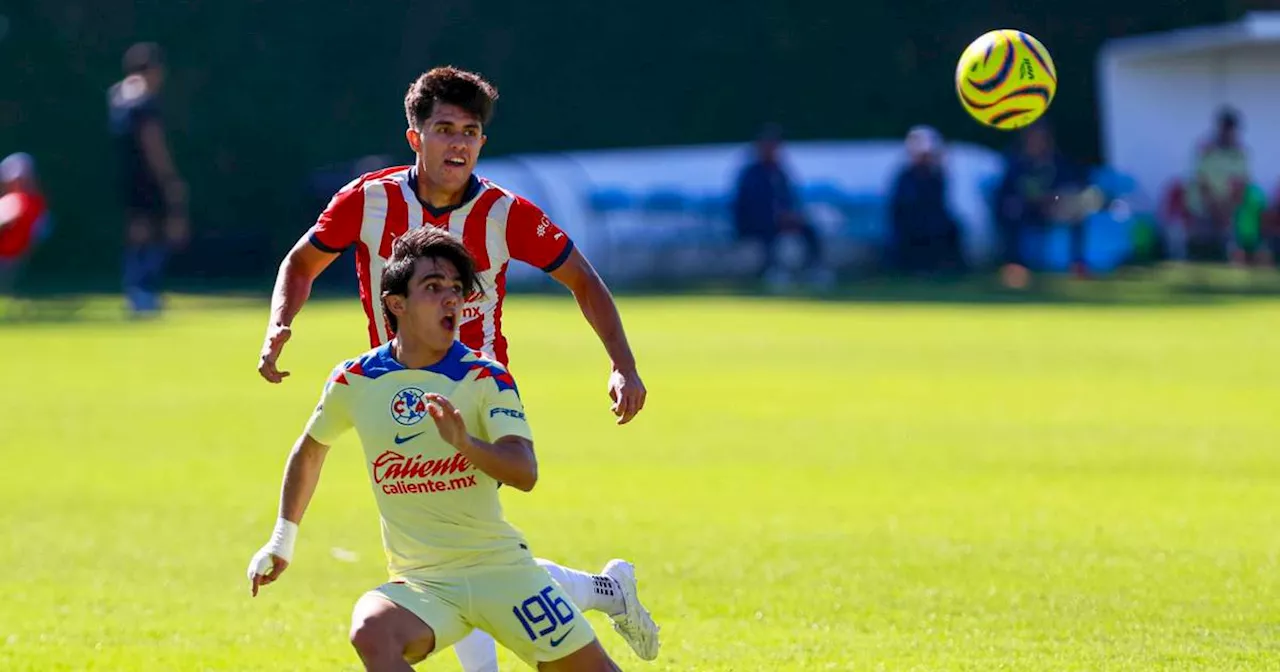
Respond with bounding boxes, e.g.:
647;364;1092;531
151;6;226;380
368;341;472;378
407;166;482;219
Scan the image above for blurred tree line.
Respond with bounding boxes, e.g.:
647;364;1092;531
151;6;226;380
0;0;1242;286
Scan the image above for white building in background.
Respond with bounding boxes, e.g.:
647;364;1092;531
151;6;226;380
478;140;1006;285
1097;11;1280;207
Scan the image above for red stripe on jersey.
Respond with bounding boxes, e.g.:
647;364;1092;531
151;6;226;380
463;188;503;272
379;183;409;259
492;266;510;366
355;243;381;347
460;313;484;355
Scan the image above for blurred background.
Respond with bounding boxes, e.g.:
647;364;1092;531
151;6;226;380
4;0;1280;300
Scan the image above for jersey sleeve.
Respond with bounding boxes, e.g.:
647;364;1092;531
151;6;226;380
506;196;574;272
303;364;355;445
307;181;364;253
477;368;533;443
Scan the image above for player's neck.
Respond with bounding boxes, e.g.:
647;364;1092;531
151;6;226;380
390;335;452;369
415;164;470;209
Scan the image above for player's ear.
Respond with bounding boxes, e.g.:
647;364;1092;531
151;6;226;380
405;128;421;153
383;292;406;320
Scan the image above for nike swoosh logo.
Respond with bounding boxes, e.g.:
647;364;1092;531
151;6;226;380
549;625;576;647
393;432;423;444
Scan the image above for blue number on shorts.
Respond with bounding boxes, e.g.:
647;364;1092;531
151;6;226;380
540;585;576;624
512;585;576;641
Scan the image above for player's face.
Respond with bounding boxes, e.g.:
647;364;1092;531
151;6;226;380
396;256;464;349
407;103;487;194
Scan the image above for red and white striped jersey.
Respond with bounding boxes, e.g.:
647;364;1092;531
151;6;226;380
308;166;574;366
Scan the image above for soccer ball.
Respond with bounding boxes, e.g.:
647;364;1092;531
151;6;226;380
955;29;1057;130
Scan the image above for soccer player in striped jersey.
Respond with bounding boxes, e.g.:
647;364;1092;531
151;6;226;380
254;66;658;669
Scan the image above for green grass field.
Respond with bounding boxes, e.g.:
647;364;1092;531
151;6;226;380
2;286;1279;670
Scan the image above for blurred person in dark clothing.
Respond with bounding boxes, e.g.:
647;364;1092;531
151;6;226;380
994;120;1089;285
887;125;965;276
0;152;49;298
108;42;188;315
731;124;829;290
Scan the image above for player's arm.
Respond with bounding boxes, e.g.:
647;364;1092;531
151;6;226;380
549;248;646;424
505;197;646;425
257;186;361;382
258;236;341;382
248;367;352;596
138;118;186;211
425;393;538;491
247;433;331;597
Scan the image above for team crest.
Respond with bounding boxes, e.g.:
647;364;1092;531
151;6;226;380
390;387;428;426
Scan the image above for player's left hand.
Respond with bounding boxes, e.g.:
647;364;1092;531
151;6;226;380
258;324;293;383
425;393;469;449
609;367;646;425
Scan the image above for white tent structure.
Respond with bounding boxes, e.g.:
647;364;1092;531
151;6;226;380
1097;11;1280;207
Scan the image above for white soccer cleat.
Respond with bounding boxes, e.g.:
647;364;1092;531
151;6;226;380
601;559;660;661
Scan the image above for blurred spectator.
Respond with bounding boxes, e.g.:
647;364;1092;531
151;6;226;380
994;120;1088;285
108;42;188;316
731;124;830;291
0;152;49;298
1181;107;1259;265
887;125;965;276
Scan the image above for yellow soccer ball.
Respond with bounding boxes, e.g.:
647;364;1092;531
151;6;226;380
956;29;1057;130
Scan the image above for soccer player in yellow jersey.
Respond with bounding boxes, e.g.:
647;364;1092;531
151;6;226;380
247;226;623;671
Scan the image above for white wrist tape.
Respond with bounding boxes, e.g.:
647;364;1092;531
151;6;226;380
247;518;299;583
265;517;299;563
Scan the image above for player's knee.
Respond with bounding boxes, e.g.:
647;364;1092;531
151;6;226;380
348;613;399;661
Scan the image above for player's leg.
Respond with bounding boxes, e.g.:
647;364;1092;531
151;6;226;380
149;209;189;310
352;581;471;671
467;565;602;671
142;235;171;310
536;639;622;672
123;207;169;314
454;638;626;672
535;557;659;660
452;556;658;671
534;558;621;615
123;211;152;313
452;628;500;672
349;593;434;671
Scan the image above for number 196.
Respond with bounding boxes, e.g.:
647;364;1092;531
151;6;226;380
512;586;576;640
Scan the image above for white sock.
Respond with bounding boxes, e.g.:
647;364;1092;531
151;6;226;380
453;628;499;672
536;558;625;617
